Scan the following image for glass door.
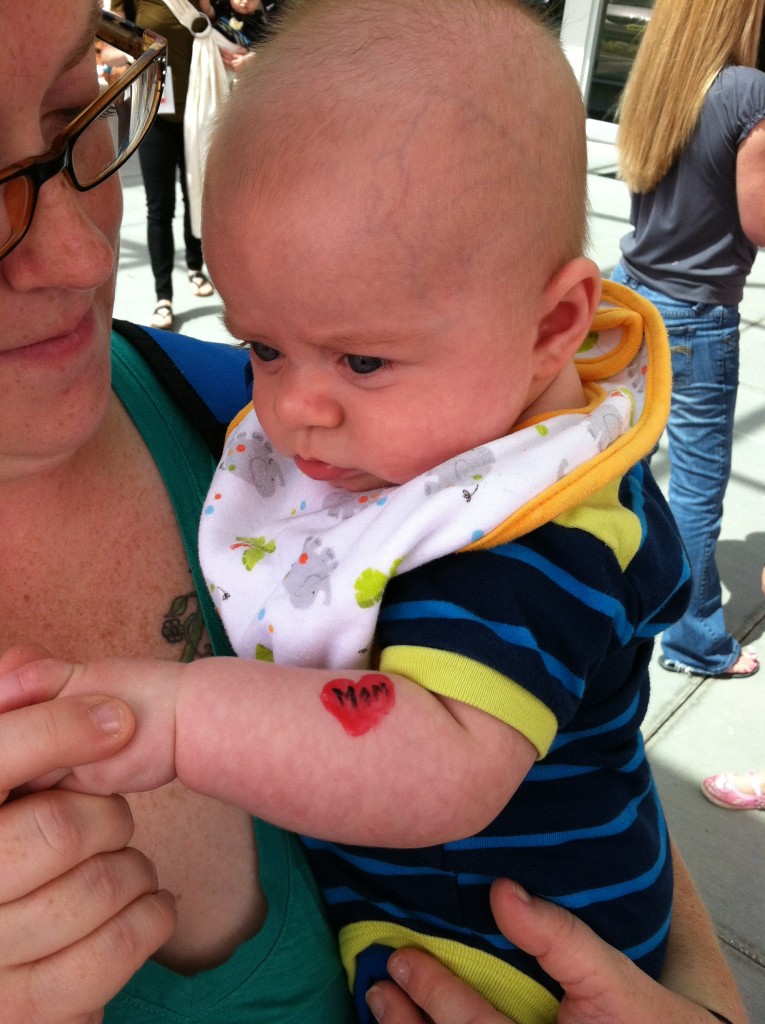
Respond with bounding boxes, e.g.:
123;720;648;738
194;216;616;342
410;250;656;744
559;0;652;151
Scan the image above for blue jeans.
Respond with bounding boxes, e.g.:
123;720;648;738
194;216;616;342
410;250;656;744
612;264;741;673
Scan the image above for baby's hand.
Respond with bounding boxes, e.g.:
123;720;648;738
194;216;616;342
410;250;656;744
0;656;182;797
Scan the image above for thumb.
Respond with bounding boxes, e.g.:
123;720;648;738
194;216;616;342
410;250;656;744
1;695;136;801
489;879;645;1023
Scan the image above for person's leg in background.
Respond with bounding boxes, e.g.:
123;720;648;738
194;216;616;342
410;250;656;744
178;139;214;299
138;116;183;329
660;302;748;674
611;265;758;678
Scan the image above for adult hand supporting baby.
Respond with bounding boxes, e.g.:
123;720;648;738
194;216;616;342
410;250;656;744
0;645;139;795
366;878;746;1024
0;649;183;797
0;646;176;1024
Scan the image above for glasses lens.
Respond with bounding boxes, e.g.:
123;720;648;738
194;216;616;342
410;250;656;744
0;175;35;256
71;57;162;188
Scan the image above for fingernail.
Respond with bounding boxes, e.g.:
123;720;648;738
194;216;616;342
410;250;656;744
89;699;126;736
512;881;531;903
365;985;384;1022
387;952;412;985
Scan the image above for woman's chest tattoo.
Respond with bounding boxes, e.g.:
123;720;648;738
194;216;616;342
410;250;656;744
162;592;212;661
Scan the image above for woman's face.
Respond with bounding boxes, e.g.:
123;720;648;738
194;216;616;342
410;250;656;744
0;0;122;478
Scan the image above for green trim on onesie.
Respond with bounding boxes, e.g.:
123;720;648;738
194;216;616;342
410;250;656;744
377;477;646;761
553;477;642;571
338;921;559;1024
379;646;557;756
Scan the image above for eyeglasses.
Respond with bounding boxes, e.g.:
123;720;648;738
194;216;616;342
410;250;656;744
0;9;167;261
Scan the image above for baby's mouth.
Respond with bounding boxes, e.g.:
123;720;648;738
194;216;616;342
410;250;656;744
293;456;353;482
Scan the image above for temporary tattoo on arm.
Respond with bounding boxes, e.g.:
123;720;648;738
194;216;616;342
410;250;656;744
321;674;396;736
162;593;212;662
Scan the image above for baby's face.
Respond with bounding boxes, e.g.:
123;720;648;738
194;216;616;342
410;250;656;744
205;158;545;492
230;0;261;13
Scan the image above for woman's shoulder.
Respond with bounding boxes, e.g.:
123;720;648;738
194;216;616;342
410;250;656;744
706;65;765;140
713;64;765;103
704;65;765;146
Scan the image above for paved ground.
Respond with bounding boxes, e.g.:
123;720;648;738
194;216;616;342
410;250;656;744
116;150;765;1020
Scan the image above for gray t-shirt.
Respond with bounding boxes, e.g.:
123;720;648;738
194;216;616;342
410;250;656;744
619;65;765;306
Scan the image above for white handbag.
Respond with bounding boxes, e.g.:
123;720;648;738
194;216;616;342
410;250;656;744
162;0;240;236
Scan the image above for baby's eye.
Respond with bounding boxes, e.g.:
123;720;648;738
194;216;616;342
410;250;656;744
248;341;281;362
346;354;385;375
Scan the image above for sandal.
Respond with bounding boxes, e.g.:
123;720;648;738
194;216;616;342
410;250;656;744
188;269;214;297
658;646;759;679
701;770;765;810
150;300;174;330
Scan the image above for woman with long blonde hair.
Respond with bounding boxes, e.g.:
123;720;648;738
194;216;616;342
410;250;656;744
613;0;765;679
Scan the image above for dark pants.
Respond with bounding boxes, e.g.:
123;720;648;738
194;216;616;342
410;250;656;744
138;117;203;302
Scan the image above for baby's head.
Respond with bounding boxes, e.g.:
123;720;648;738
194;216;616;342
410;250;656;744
204;0;601;491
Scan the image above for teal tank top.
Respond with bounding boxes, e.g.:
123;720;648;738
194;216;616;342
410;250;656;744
104;332;355;1022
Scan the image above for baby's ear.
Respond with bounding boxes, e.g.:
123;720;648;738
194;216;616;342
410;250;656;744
533;257;601;377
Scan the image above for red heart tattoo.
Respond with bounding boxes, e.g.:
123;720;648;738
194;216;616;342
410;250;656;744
321;674;395;736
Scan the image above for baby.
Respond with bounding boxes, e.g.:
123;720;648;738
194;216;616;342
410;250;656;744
0;2;690;1022
199;0;272;49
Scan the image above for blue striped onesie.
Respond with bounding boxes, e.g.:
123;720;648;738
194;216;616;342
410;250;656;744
199;282;691;1024
303;458;690;1023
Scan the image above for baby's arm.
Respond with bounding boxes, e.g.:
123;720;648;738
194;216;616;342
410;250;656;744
0;656;536;847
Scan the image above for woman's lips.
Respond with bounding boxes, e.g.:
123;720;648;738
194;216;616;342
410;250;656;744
2;311;94;361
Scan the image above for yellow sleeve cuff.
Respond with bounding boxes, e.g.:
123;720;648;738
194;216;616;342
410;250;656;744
380;645;557;757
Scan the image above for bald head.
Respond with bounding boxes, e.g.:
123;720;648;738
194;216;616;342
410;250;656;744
206;0;587;302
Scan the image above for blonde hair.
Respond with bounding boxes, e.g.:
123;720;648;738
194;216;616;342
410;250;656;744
617;0;765;193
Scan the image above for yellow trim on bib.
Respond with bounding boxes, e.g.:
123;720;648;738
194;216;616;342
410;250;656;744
224;401;254;440
380;646;557;756
339;921;559;1024
463;280;669;552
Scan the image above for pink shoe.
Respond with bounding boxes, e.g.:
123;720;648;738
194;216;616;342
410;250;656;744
701;771;765;810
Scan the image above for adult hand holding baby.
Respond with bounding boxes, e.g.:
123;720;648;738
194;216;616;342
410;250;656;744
368;877;641;1023
368;874;747;1024
0;646;176;1024
0;649;180;798
0;646;136;797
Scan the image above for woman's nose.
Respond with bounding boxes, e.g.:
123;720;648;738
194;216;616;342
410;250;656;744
2;173;119;292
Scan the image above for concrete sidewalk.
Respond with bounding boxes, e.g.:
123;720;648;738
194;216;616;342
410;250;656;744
115;153;765;1020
